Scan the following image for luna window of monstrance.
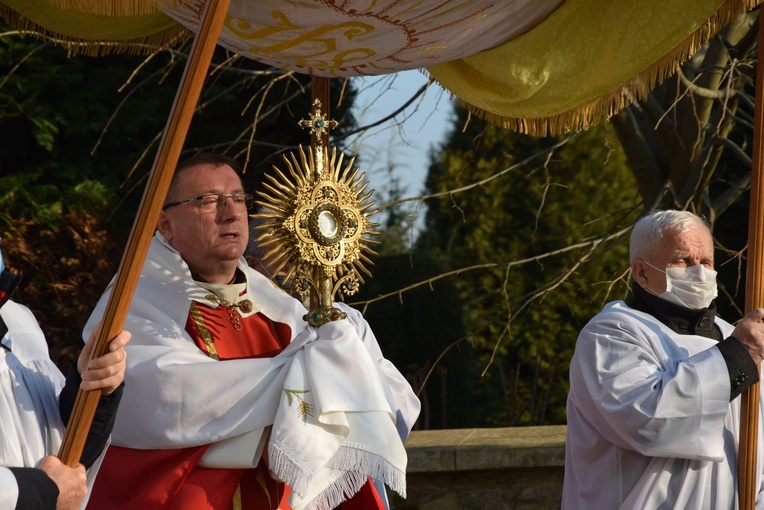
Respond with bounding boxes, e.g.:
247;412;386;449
251;101;380;326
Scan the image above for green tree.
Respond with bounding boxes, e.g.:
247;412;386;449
0;28;358;226
414;114;639;426
0;27;359;368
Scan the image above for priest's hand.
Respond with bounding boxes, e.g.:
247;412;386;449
38;455;87;510
78;328;130;395
733;308;764;365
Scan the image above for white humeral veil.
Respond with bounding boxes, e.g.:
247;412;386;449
83;234;411;510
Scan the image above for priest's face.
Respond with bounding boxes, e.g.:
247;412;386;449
633;225;714;295
157;163;249;283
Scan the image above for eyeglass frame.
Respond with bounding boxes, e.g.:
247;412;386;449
162;193;254;211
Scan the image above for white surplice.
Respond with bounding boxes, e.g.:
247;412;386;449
563;301;764;509
0;300;65;509
0;300;112;510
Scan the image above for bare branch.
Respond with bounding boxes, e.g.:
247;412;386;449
710;137;752;167
337;83;428;141
678;67;733;100
712;171;751;217
350;226;631;307
480;226;625;375
378;135;576;212
0;40;50;92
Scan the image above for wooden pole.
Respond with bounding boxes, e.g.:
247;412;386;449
57;0;232;467
738;10;764;509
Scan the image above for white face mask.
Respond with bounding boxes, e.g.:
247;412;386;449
643;261;718;309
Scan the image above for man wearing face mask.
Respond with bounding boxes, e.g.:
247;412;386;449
563;209;764;509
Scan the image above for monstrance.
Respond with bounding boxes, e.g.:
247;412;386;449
251;88;380;327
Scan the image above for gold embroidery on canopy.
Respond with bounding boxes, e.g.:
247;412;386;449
225;11;299;41
302;49;376;70
224;11;375;69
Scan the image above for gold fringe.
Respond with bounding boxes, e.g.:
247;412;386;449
0;6;189;56
432;0;764;137
3;1;758;119
45;0;163;17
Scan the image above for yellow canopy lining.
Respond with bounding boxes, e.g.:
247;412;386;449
0;0;186;55
426;0;764;136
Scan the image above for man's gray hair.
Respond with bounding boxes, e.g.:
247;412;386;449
629;210;710;263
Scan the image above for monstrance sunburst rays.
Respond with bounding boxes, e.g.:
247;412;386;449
252;145;380;326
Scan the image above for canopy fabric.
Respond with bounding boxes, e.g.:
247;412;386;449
427;0;764;135
0;0;761;131
160;0;564;77
0;0;183;54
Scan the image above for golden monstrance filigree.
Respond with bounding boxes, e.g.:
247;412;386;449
252;100;379;327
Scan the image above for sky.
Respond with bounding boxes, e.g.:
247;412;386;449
345;71;454;211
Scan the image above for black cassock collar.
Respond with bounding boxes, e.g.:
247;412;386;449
629;282;721;341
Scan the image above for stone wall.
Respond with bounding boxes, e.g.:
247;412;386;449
390;426;566;510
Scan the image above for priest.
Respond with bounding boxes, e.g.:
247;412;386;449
85;154;420;510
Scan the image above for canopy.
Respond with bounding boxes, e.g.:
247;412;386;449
1;0;760;134
3;1;764;507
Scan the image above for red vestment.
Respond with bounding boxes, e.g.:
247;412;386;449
88;297;384;509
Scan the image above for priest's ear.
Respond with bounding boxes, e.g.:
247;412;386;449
157;211;173;242
631;259;649;289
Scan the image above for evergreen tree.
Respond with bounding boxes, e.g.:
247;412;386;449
417;112;639;426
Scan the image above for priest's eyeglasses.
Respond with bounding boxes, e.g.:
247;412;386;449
163;193;254;212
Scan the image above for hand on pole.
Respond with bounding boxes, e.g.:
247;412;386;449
77;327;130;395
38;455;87;510
733;308;764;365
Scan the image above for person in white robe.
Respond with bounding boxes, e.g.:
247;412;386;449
83;154;420;510
563;209;764;509
0;243;130;510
